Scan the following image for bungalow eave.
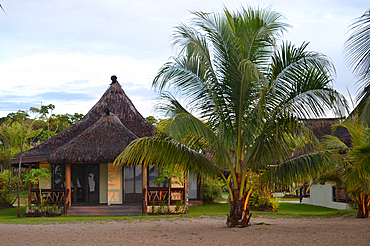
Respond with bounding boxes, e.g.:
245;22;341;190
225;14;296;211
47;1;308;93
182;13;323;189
10;155;49;166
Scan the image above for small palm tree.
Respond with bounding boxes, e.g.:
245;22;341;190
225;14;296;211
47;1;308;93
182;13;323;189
115;6;347;227
344;9;370;119
317;116;370;218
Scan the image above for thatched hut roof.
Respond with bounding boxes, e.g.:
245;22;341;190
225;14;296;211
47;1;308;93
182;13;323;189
303;118;351;146
12;76;154;164
49;112;137;164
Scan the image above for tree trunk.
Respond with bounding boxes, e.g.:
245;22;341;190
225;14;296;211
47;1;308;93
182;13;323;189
226;189;252;227
184;171;189;214
356;194;369;218
168;178;171;211
17;140;25;217
226;173;252;228
8;143;12;193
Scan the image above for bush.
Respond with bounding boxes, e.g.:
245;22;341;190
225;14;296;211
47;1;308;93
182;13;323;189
203;180;222;203
249;189;279;211
0;170;18;207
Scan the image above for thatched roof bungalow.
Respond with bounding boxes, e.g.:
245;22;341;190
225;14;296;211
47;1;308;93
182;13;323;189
10;76;199;216
12;76;153;165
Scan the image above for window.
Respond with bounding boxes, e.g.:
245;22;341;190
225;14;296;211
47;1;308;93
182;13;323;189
52;164;65;189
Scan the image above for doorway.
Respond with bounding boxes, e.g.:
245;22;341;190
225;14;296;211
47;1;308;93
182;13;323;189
71;164;99;204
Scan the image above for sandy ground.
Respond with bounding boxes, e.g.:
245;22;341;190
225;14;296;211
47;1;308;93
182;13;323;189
0;216;369;246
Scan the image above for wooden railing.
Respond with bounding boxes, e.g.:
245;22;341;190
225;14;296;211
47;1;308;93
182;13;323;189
146;187;185;205
30;189;70;214
332;186;348;203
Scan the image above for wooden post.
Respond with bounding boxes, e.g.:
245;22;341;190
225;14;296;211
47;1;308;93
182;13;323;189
142;166;148;214
184;170;189;214
65;163;71;206
28;165;32;203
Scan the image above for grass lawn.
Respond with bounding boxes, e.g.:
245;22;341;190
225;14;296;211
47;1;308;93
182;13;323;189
0;202;356;224
188;202;356;218
12;190;28;204
279;197;300;201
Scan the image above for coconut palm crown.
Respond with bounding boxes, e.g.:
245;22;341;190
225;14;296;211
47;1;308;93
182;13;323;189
345;9;370;119
114;6;348;227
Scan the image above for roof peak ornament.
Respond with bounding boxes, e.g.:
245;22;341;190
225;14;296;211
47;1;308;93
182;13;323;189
111;75;117;84
104;108;110;115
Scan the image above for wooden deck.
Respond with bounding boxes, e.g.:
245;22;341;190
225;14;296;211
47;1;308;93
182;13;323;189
67;204;142;216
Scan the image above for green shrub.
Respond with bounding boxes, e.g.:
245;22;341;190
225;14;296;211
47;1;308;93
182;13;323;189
0;170;17;207
203;180;222;203
249;189;279;211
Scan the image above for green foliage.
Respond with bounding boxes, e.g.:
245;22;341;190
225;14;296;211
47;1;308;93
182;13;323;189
145;116;158;127
203;180;222;203
249;192;280;211
317;116;370;217
39;130;58;143
23;168;52;213
0;170;18;207
174;200;185;213
152;165;184;186
246;171;280;211
24;168;52;186
344;9;370;120
217;178;227;192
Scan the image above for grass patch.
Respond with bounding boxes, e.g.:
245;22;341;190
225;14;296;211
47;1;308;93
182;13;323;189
189;203;229;215
279;197;300;201
188;202;356;218
0;203;356;224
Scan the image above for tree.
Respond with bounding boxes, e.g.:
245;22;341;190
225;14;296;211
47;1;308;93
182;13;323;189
145;116;158;127
114;6;347;227
344;9;370;119
23;168;52;213
8;121;42;217
152;165;185;210
315;116;370;218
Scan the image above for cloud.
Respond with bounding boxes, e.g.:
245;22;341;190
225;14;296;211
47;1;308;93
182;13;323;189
34;91;97;102
324;14;332;19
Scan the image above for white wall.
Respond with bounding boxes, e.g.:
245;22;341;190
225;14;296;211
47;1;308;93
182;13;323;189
302;183;350;210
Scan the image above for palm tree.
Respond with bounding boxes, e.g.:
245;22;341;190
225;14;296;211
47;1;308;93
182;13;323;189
315;116;370;218
114;6;347;227
344;9;370;119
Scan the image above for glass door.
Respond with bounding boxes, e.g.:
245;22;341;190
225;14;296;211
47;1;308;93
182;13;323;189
71;164;99;204
124;166;142;203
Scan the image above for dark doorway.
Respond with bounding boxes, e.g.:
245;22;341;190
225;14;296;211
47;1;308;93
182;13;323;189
71;164;99;204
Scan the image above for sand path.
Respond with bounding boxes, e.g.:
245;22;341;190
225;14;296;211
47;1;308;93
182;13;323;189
0;216;369;245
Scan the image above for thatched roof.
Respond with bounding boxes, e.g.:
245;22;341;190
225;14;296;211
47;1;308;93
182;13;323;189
12;76;154;164
303;118;351;146
49;112;137;164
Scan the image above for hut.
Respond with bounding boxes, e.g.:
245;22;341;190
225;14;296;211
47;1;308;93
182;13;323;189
11;76;200;215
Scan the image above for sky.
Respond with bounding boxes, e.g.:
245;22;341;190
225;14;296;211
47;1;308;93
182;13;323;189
0;0;368;119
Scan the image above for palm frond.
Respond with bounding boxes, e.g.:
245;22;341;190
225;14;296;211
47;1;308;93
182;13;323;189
114;133;219;177
263;149;338;185
155;92;232;168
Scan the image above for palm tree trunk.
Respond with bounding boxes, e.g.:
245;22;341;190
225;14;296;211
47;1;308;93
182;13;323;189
226;173;252;227
227;189;252;227
168;179;171;211
356;194;369;218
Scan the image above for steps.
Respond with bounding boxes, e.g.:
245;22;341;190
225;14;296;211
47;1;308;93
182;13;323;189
67;205;142;216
